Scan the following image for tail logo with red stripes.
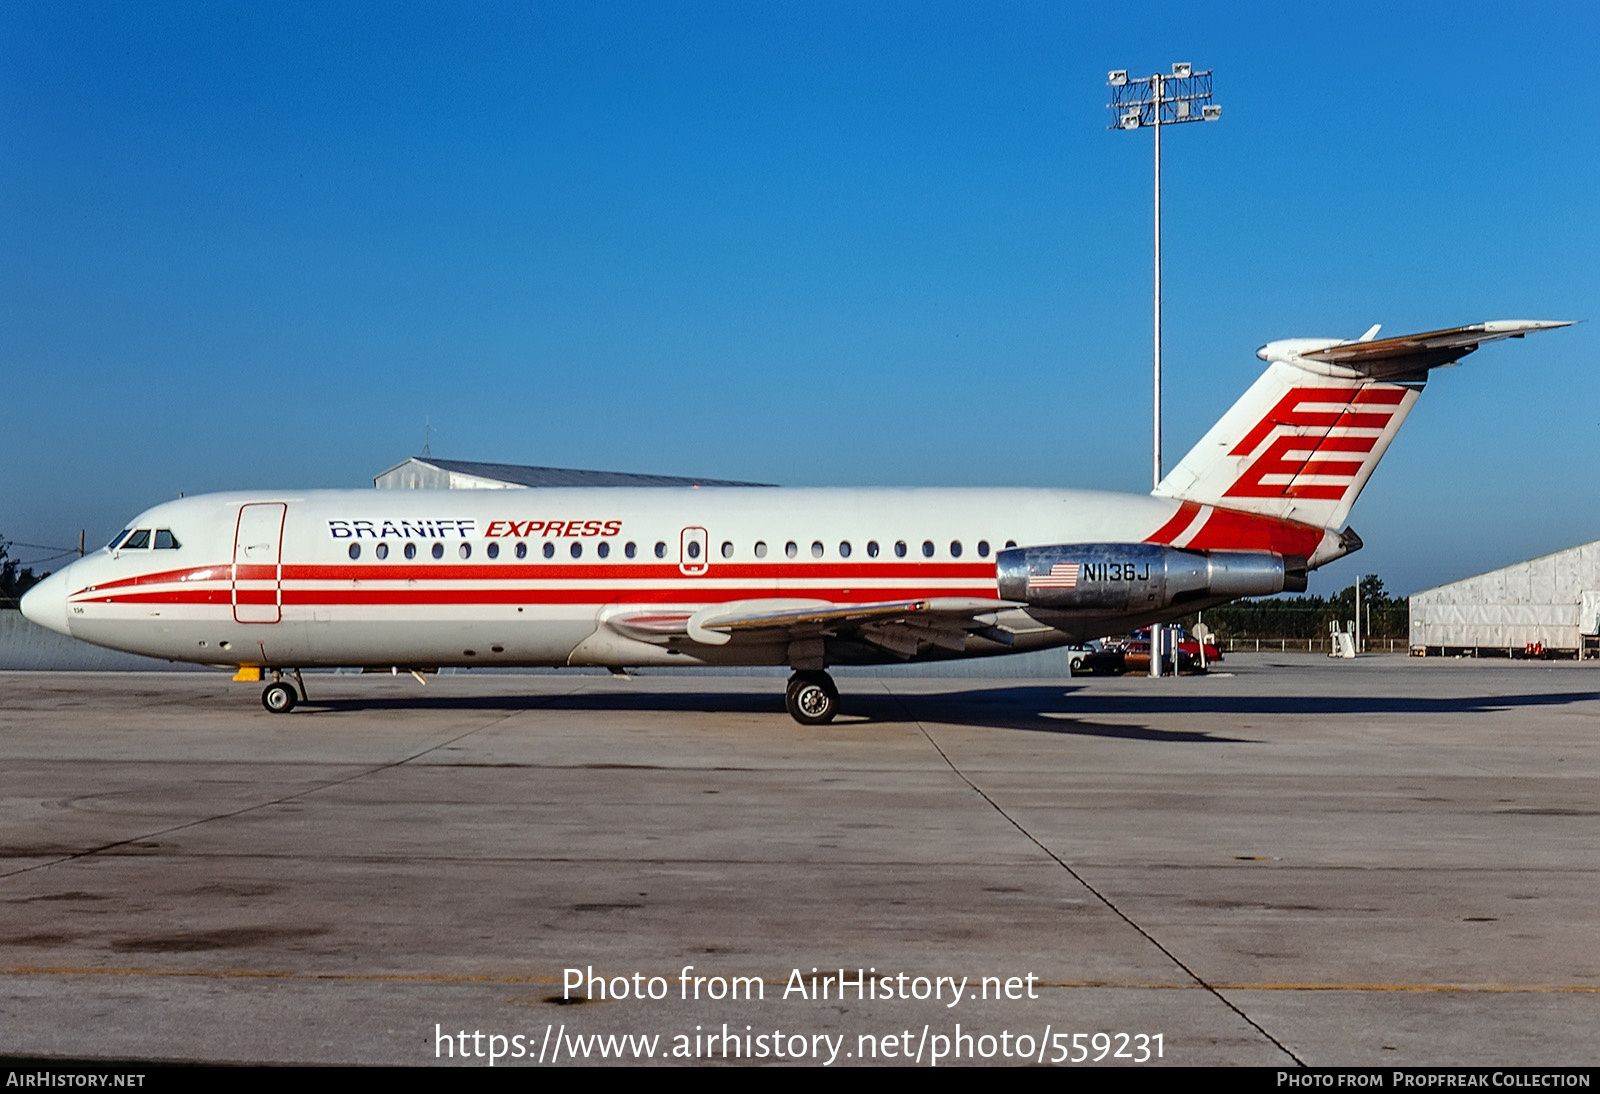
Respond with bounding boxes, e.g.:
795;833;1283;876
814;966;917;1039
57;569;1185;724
1224;386;1406;501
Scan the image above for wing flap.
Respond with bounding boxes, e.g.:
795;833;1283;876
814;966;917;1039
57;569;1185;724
700;596;1014;633
606;597;1021;659
707;599;932;633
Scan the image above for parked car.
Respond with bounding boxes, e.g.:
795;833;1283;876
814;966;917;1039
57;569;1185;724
1078;630;1215;675
1065;641;1103;673
1077;643;1134;675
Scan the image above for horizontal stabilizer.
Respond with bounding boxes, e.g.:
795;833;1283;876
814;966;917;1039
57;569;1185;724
1260;320;1574;382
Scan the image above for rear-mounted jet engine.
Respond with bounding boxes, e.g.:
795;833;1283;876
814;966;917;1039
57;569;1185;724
996;543;1307;613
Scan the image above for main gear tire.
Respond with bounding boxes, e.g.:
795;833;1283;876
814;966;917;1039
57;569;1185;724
785;671;837;725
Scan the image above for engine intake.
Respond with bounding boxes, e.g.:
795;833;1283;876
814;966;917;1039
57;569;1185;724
996;543;1307;612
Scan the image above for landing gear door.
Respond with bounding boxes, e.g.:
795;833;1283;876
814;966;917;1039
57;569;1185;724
679;526;709;576
233;502;286;624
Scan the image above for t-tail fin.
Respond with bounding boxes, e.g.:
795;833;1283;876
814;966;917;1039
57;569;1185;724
1154;320;1573;531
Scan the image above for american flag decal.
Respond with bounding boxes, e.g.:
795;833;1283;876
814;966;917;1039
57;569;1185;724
1029;562;1081;589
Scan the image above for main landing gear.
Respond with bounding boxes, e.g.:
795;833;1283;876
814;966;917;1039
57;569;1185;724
260;669;307;714
785;670;838;725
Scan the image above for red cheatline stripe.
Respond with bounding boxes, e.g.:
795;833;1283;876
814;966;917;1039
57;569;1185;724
288;561;995;581
84;565;245;593
1143;501;1201;545
86;585;1001;607
79;559;997;596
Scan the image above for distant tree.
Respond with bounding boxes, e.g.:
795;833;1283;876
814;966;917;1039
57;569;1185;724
1180;574;1408;641
0;537;49;609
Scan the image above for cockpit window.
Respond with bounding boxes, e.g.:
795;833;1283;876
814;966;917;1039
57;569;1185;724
107;529;132;550
154;530;181;549
121;529;151;550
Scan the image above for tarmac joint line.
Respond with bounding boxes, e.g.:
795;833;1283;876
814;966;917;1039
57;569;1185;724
878;680;1309;1068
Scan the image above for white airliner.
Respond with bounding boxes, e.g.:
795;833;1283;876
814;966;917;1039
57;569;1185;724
22;320;1570;722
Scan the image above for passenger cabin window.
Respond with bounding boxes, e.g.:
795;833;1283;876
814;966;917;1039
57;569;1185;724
348;544;361;559
487;542;499;559
867;541;879;558
376;543;389;559
459;543;471;559
625;542;637;559
571;543;583;558
121;529;151;550
654;542;667;559
516;542;528;559
894;541;907;558
404;543;417;560
154;530;181;549
721;541;733;559
785;541;798;559
432;543;444;559
978;540;990;557
950;540;962;558
754;541;768;559
597;542;610;559
544;542;556;558
810;541;824;559
838;541;851;558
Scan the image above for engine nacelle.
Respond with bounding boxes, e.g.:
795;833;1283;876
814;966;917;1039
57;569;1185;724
996;543;1307;612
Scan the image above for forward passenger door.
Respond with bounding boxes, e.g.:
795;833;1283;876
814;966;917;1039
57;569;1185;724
232;503;286;624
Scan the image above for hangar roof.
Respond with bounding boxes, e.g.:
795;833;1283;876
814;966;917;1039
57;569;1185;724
374;457;774;489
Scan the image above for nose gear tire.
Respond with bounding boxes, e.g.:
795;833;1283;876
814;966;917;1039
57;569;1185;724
262;682;297;713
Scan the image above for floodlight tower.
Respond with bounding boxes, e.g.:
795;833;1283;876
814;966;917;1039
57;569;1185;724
1107;64;1220;490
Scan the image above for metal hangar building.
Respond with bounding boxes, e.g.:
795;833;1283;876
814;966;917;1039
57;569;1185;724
1409;539;1600;659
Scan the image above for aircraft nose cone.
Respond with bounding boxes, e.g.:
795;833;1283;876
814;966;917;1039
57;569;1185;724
20;569;71;636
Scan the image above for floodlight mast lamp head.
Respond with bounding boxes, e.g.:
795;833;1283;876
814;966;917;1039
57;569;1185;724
1103;65;1220;492
1104;65;1218;131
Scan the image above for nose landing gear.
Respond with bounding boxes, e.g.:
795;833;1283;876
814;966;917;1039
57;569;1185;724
785;670;838;725
261;681;296;713
260;669;307;714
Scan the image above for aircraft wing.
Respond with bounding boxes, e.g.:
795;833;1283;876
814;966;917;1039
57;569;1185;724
1300;320;1573;378
608;597;1021;659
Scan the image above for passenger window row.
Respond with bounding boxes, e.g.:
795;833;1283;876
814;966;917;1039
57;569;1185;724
344;538;1018;561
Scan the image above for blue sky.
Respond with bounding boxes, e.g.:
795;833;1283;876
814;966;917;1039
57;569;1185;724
3;1;1595;595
